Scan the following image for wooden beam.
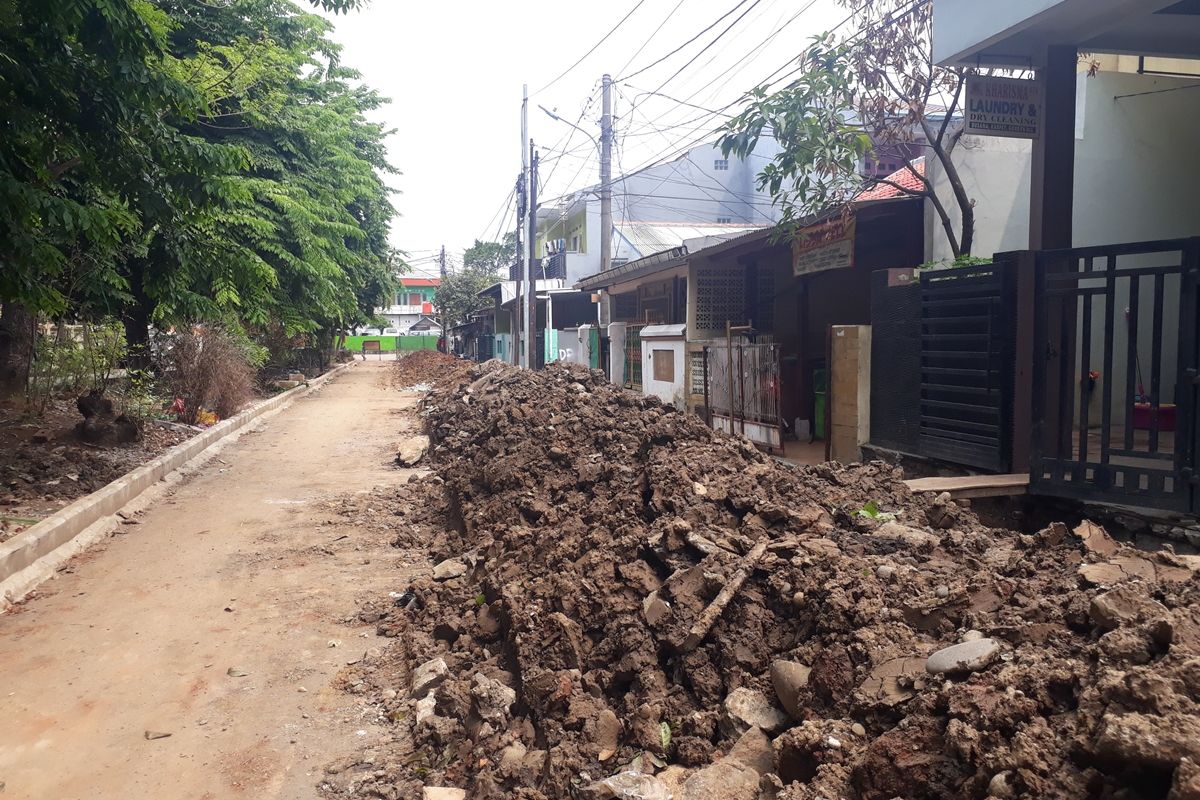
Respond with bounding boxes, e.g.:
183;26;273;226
905;473;1030;499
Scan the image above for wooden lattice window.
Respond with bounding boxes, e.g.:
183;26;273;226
694;265;745;332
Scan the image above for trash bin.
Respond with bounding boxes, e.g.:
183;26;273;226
813;367;827;440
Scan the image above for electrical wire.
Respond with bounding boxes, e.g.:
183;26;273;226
617;0;755;82
616;0;689;78
533;0;648;96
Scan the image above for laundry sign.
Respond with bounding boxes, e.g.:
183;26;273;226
793;215;855;276
965;75;1041;139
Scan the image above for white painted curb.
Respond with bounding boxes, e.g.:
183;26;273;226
0;362;355;605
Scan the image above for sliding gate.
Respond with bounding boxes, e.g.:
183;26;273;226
1031;238;1200;512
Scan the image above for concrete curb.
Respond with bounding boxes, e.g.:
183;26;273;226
0;361;356;606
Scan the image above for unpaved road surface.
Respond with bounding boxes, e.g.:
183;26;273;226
0;362;423;800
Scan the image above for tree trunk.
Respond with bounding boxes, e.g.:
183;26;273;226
0;302;37;397
123;300;151;371
123;258;152;370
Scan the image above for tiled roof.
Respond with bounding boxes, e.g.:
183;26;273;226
399;278;441;287
855;157;926;202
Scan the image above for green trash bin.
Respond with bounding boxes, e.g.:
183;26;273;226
813;367;827;440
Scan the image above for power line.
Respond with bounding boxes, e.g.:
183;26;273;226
618;0;755;82
616;0;689;78
533;0;648;95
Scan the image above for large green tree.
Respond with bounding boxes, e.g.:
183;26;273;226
0;0;400;391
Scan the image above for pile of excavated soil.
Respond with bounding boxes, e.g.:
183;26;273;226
333;361;1200;800
393;351;472;391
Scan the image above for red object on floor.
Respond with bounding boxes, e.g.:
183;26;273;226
1132;402;1176;432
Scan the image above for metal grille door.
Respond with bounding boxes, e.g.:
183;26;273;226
918;264;1016;471
1031;239;1200;511
703;342;783;452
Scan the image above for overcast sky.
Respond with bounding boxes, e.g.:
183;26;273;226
319;0;847;276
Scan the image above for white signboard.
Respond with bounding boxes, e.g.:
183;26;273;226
965;75;1041;139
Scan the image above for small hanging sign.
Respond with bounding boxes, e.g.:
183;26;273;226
965;75;1041;139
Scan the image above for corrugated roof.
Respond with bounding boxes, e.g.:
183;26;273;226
855;158;926;202
399;277;441;287
616;222;767;257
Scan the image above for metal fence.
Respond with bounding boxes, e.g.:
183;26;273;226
703;342;783;451
624;324;644;390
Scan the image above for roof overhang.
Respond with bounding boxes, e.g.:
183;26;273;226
933;0;1200;67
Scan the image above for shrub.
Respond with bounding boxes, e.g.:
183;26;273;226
167;327;257;424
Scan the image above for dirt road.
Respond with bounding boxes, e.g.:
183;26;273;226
0;362;422;800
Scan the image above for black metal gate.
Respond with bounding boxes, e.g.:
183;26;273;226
918;264;1016;471
1031;238;1200;512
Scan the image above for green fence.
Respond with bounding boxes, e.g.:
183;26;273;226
341;335;439;353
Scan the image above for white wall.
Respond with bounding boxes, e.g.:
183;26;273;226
925;135;1032;265
926;70;1200;263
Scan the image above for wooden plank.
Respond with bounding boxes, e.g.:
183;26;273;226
904;473;1030;499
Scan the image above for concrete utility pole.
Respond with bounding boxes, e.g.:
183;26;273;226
517;85;529;367
600;73;613;274
514;173;525;367
439;245;446;348
526;144;538;370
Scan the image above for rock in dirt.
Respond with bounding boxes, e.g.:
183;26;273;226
595;708;622;761
422;788;466;800
679;759;760;800
727;725;774;775
924;639;1001;676
432;557;467;581
410;657;448;698
580;771;671;800
396;435;431;466
722;687;789;736
770;660;812;718
1089;585;1170;631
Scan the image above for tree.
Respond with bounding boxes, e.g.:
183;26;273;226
0;0;401;393
720;0;977;257
437;234;515;329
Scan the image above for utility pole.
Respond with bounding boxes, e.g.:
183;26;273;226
517;84;529;367
525;144;538;370
514;171;525;367
438;245;446;351
600;73;613;275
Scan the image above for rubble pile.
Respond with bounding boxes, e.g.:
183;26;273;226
345;360;1200;800
393;351;471;390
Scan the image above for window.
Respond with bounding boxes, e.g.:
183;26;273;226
408;292;422;305
571;235;581;252
717;216;732;224
713;158;729;171
652;349;675;382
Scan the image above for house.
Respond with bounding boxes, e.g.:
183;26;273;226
533;138;783;284
576;189;925;457
376;278;440;334
907;0;1200;514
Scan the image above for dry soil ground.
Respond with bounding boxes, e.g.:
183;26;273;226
0;361;425;800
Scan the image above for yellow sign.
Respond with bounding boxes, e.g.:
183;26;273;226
793;215;856;276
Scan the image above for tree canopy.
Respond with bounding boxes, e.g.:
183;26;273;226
436;234;516;330
0;0;400;388
720;0;976;257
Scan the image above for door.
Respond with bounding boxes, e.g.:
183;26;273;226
1031;238;1200;512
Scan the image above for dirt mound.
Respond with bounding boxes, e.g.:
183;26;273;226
340;361;1200;800
392;351;472;391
